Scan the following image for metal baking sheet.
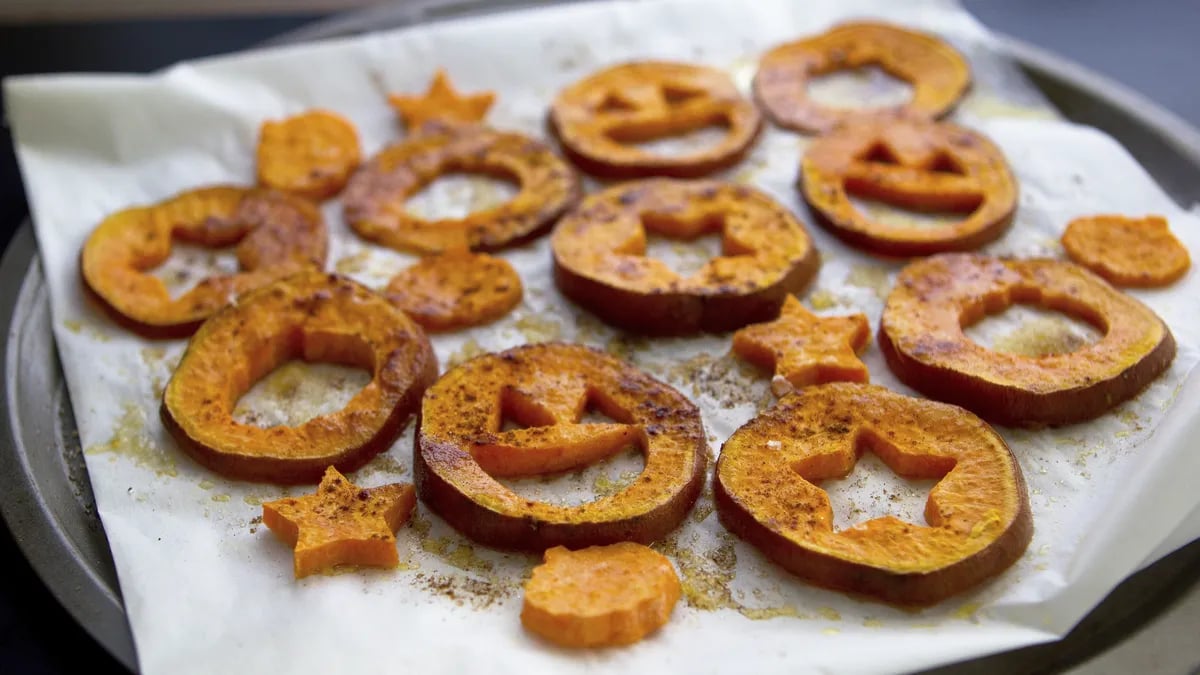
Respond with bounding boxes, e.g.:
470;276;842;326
2;3;1200;673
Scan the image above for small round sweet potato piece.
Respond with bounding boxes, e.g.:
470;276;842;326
415;343;707;551
549;61;762;179
162;271;437;484
714;382;1032;607
81;186;327;339
754;21;971;135
384;251;522;332
1061;214;1191;287
522;543;681;648
552;179;819;335
256;109;362;200
878;253;1175;426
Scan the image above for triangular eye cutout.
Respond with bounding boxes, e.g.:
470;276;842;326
597;92;638;114
499;388;558;431
927;152;966;175
661;84;705;105
858;142;901;165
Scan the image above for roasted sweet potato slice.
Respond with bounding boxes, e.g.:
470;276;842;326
257;109;362;200
549;61;763;178
754;21;971;135
162;271;437;483
388;69;496;131
415;343;707;550
800;118;1016;256
521;543;681;647
343;123;580;254
80;186;327;339
384;251;522;331
733;295;870;397
552;179;819;334
262;466;417;578
879;254;1175;426
714;382;1032;606
1061;214;1191;287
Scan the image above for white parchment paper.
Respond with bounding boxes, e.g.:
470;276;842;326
5;0;1200;673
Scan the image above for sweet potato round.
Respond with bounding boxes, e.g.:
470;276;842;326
162;271;437;483
552;179;819;335
548;61;762;179
342;124;580;254
714;382;1032;607
754;21;971;135
415;342;707;551
878;253;1176;426
800;117;1016;256
81;186;327;339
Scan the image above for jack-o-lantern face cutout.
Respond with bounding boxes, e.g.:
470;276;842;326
415;343;708;551
549;61;763;179
552;178;819;335
800;118;1017;256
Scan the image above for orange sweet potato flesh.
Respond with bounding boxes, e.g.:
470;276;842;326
1061;214;1191;287
879;253;1176;427
262;466;417;578
521;542;682;647
800;118;1016;256
80;186;327;339
753;21;971;135
162;271;437;483
415;342;707;550
714;382;1032;607
385;251;522;332
549;61;763;179
257;109;362;201
552;179;820;335
732;295;870;396
343;124;580;254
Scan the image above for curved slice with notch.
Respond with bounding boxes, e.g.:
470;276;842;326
552;178;819;334
714;382;1031;606
879;253;1175;426
80;186;328;339
161;271;437;483
415;342;707;551
800;118;1016;256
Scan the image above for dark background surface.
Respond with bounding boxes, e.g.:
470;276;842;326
1;1;1198;673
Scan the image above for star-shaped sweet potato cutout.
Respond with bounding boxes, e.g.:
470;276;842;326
262;466;416;579
732;296;871;397
387;69;496;131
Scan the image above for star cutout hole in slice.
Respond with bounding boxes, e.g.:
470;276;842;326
485;385;646;507
732;295;871;397
262;466;416;579
819;448;943;533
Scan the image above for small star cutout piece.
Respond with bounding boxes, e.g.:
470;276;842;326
732;296;871;398
262;466;416;579
387;69;496;132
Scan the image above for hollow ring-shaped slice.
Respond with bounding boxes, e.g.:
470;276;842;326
879;253;1176;426
552;178;820;334
342;123;580;254
800;118;1017;256
81;186;328;339
753;21;971;135
714;382;1032;607
548;61;763;178
415;342;708;551
162;271;438;484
